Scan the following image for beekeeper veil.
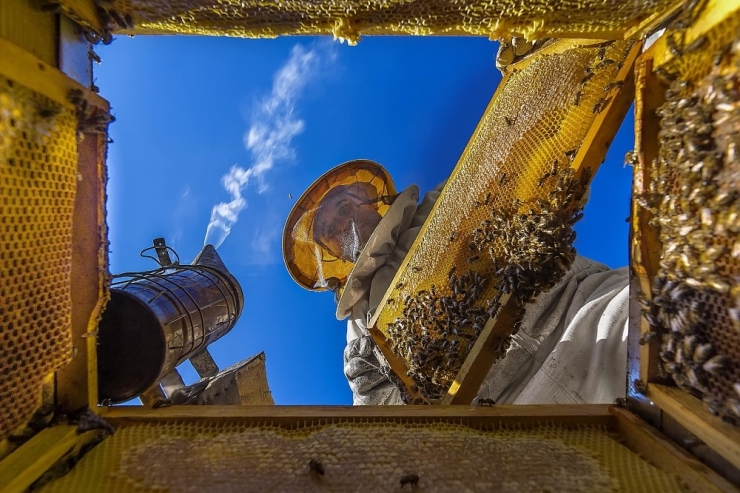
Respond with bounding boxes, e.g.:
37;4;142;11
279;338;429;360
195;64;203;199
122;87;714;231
282;160;397;293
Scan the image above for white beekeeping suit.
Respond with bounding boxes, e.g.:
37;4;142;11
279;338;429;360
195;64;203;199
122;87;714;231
338;184;629;405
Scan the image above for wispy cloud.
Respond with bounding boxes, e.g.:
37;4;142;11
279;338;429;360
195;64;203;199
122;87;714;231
204;42;335;249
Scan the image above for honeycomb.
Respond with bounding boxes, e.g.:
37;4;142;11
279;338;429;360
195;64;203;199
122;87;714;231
0;76;78;439
89;0;678;43
635;0;740;423
37;419;695;492
372;38;637;401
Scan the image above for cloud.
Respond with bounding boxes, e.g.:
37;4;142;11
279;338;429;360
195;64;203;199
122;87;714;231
204;42;335;249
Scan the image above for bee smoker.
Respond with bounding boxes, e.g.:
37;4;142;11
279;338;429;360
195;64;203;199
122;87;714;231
97;240;244;403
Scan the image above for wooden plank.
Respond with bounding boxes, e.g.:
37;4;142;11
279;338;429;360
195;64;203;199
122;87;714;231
0;0;57;66
102;404;615;430
56;132;107;411
652;0;740;69
0;425;77;493
442;293;513;405
649;384;740;470
612;407;736;493
0;36;108;111
58;0;102;33
623;0;684;40
443;41;641;406
369;327;426;402
633;49;666;386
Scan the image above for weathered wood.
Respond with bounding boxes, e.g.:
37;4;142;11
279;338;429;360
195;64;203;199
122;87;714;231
611;406;736;493
649;384;740;470
0;426;78;493
57;132;108;411
633;49;666;386
442;293;513;405
0;36;108;111
102;404;615;430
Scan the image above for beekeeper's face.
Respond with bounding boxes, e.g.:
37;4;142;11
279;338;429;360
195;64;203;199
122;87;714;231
313;185;383;262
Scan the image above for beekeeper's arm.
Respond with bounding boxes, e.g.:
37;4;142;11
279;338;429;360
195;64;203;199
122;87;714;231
341;184;443;405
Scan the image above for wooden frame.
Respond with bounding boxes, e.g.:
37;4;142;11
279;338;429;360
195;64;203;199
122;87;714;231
631;0;740;473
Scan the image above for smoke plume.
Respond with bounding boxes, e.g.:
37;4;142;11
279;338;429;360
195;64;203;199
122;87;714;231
204;43;333;248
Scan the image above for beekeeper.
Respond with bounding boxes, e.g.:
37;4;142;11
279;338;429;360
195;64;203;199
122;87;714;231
283;159;629;405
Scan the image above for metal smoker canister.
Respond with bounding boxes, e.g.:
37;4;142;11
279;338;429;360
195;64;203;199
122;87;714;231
97;245;244;403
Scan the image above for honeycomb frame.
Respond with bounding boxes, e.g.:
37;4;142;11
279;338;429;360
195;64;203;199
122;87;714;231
631;0;740;470
23;405;729;493
366;37;640;404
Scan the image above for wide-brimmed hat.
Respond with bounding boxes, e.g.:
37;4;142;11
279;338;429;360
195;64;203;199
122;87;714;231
282;159;396;291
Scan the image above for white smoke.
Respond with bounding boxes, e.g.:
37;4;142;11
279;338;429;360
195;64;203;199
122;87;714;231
204;42;333;248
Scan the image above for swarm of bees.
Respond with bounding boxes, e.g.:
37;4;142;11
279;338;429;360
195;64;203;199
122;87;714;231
386;269;498;401
640;37;740;423
470;166;590;305
386;166;589;402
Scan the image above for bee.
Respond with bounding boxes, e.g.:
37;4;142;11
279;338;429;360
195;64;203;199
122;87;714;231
666;32;683;57
504;116;515;125
573;90;582;106
692;343;714;364
484;192;492;205
395;282;405;290
655;66;678;83
604;80;624;92
633;379;648;395
594;59;615;70
564;148;578;160
592;96;612;114
639;331;658;345
597;46;607;61
309;459;325;476
477;398;496;406
74;408;116;435
713;44;731;66
727;399;740;418
411;266;421;273
579;72;595;86
467;256;480;264
152;399;172;409
449;231;458;243
702;355;728;375
400;474;420;489
88;50;102;64
624;150;638;167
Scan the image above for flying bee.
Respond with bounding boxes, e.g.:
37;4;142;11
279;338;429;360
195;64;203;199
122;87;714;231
309;459;325;476
477;398;496;406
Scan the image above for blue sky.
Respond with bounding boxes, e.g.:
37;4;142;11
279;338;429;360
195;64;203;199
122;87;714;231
96;35;633;405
